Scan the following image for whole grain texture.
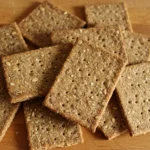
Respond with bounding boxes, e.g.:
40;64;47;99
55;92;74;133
84;2;132;31
122;31;150;65
24;98;83;150
44;40;127;132
2;44;71;103
116;62;150;136
51;25;127;60
19;1;86;47
0;22;28;141
98;94;127;139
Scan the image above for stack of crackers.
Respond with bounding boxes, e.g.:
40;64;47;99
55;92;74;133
0;1;150;149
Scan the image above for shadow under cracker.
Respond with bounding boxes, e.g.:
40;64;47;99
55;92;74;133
13;104;29;150
16;2;40;23
73;6;87;28
24;38;38;50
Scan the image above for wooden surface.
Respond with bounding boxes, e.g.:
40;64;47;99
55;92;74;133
0;0;150;150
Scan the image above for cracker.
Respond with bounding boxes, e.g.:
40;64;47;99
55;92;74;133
98;94;127;139
24;98;83;150
0;22;28;56
84;2;132;31
19;1;86;47
50;25;127;60
0;70;20;142
0;23;28;141
2;44;71;103
44;40;127;132
116;62;150;136
122;30;150;65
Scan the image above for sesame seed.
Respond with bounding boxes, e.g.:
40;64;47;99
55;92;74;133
32;78;38;82
6;62;11;66
64;11;68;15
10;83;15;86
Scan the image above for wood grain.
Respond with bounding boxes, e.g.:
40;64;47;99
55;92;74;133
0;0;150;150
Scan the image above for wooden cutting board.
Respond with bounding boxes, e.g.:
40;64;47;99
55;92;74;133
0;0;150;150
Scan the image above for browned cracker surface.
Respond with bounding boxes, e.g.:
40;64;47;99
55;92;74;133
2;44;71;103
123;30;150;65
51;25;127;60
44;40;127;132
0;22;28;141
19;1;86;47
24;98;83;150
116;62;150;136
84;2;132;31
98;94;127;139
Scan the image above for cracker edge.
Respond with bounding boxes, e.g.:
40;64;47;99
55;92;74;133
43;41;127;133
0;103;20;142
123;30;150;64
84;2;133;32
97;94;128;140
97;127;127;140
115;62;150;136
50;25;128;62
50;28;84;45
0;22;26;141
94;25;128;61
115;89;136;136
2;44;71;103
23;103;84;150
19;0;86;47
13;22;29;51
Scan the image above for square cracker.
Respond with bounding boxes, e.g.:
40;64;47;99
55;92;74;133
44;40;127;132
51;27;127;138
84;2;132;31
19;1;86;47
98;94;127;139
2;44;71;103
50;25;127;60
0;72;20;142
0;23;29;141
24;98;83;150
116;62;150;136
0;22;28;56
122;30;150;65
51;28;127;138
